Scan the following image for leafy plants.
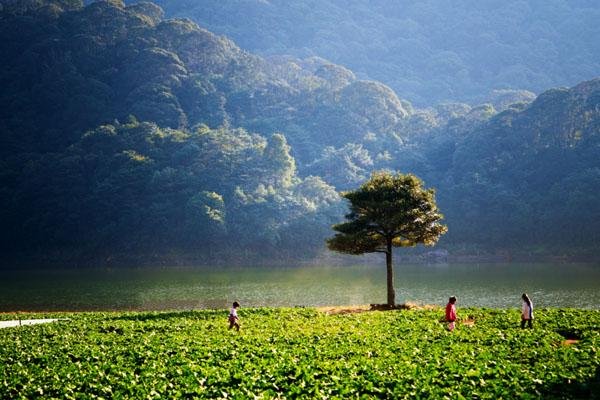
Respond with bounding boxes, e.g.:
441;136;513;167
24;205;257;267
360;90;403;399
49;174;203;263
1;307;598;398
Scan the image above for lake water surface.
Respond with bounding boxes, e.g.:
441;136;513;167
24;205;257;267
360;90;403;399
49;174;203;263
1;263;599;311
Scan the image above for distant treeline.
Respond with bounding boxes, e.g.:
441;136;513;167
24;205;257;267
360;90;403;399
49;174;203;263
150;0;600;106
1;0;599;266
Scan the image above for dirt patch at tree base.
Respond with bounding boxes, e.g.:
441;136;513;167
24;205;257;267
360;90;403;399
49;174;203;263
317;303;439;315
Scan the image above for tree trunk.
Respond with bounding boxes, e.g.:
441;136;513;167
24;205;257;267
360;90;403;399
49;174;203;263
386;237;395;306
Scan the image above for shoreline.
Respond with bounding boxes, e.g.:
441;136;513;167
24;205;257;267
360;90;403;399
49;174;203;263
2;304;599;317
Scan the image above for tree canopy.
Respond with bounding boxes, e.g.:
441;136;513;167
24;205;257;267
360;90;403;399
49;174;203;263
328;172;447;305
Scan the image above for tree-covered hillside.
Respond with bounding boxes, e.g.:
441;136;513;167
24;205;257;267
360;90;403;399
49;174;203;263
0;0;350;264
437;79;600;253
1;0;599;266
3;118;345;262
150;0;600;106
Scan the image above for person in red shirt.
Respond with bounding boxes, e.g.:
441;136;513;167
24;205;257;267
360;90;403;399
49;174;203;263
445;296;457;331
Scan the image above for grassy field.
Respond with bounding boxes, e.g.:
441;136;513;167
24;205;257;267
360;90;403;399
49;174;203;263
1;307;599;399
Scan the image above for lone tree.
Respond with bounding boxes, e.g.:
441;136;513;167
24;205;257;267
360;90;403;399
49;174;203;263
327;171;447;306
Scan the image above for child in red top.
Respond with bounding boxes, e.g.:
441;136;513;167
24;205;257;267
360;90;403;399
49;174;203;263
445;296;457;331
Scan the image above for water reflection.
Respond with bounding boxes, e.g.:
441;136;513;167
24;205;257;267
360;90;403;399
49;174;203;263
1;263;599;311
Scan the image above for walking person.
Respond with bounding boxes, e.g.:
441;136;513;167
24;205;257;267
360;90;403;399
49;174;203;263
521;293;534;329
228;301;241;331
445;296;457;331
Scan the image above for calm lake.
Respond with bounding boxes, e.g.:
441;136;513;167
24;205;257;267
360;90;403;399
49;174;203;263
1;263;600;312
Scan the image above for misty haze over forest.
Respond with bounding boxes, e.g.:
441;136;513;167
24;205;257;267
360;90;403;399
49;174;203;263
1;0;599;266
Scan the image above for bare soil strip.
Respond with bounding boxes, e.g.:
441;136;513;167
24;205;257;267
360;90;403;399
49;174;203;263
563;339;580;346
317;303;441;315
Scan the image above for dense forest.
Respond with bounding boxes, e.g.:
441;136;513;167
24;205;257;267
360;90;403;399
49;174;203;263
1;0;599;266
149;0;600;106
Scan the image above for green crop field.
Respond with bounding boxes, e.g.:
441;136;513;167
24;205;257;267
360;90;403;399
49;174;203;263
1;308;599;399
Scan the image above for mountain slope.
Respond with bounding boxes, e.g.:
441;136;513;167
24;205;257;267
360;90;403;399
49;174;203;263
1;0;599;265
149;0;600;106
442;78;600;250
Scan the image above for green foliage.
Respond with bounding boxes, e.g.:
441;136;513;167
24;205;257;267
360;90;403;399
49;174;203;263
0;308;599;398
328;171;447;255
4;120;341;264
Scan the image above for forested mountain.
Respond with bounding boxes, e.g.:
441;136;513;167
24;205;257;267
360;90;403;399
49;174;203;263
1;0;351;265
149;0;600;107
1;0;599;266
438;79;600;253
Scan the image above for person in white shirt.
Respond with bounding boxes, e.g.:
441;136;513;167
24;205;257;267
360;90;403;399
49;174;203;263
228;301;240;331
521;293;533;329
